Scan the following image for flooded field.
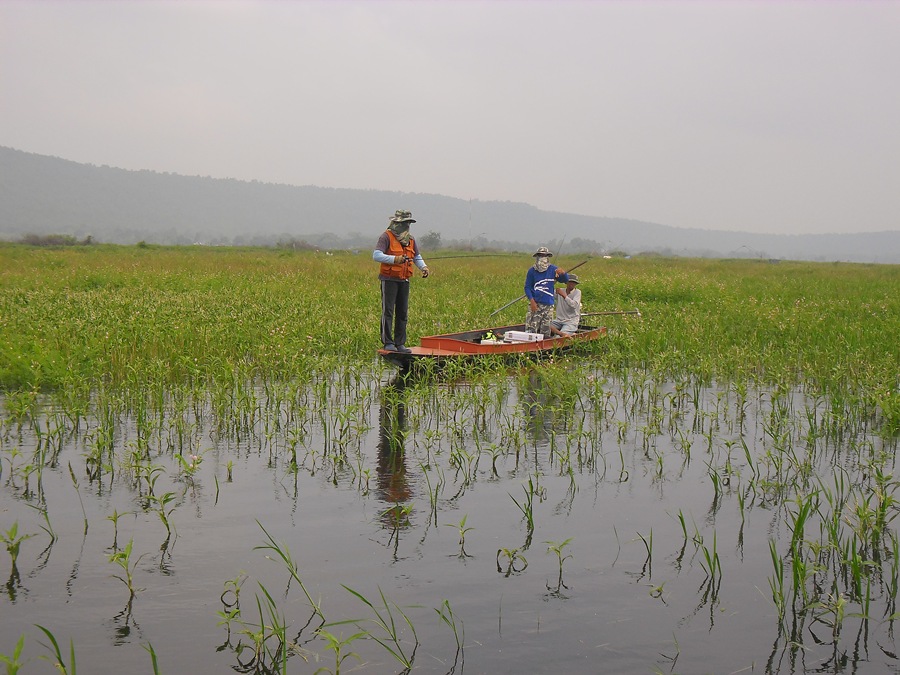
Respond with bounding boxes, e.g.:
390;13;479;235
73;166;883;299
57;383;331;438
2;245;899;672
3;362;898;674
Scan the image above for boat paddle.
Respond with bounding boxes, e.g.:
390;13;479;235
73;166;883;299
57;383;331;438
581;309;642;317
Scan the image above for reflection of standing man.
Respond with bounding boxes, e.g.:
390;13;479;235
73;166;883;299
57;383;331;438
521;370;553;444
376;380;412;506
373;210;430;354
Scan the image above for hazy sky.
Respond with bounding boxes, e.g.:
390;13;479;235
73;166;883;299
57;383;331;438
2;1;898;235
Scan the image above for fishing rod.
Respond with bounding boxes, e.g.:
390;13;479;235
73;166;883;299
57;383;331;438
426;253;516;260
581;309;642;317
565;257;591;274
489;257;591;317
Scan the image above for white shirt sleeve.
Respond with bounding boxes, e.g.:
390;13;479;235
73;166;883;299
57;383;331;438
373;249;395;264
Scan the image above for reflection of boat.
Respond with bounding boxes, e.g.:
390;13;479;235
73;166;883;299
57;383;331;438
378;323;606;369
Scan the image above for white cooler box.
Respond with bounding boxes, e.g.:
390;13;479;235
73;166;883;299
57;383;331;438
503;331;545;343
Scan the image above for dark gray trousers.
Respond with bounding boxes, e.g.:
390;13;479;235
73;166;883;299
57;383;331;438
380;279;410;347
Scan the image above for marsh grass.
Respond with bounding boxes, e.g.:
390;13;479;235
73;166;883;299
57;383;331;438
0;248;897;408
2;245;900;672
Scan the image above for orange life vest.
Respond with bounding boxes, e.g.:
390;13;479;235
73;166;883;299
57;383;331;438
379;231;416;280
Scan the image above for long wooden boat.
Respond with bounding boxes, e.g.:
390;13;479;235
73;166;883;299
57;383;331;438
378;323;606;369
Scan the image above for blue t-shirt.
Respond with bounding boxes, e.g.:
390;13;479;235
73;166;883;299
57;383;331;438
525;265;568;306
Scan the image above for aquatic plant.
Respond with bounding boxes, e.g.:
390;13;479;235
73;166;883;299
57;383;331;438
104;510;133;553
329;585;419;671
146;491;178;537
232;583;292;673
0;633;25;674
67;462;88;534
768;539;786;624
108;537;146;599
35;625;76;675
1;522;33;573
636;530;653;579
496;547;528;577
313;628;365;675
446;514;474;558
545;537;574;592
216;572;247;643
509;478;538;547
142;642;162;675
253;521;322;617
434;598;464;668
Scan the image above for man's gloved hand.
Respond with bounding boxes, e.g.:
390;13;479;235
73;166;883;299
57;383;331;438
555;268;567;277
422;267;430;278
393;255;405;264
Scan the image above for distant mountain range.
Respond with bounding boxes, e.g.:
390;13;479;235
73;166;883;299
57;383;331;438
2;145;898;263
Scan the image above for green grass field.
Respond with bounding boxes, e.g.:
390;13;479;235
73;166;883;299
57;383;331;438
1;243;898;432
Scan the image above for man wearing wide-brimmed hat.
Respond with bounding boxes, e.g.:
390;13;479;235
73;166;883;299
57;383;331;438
524;246;568;338
550;273;582;336
372;210;430;353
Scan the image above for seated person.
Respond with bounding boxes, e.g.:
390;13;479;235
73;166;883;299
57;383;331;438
550;274;582;336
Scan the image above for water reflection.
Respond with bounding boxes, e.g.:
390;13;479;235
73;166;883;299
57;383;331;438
157;535;175;575
376;376;413;510
108;599;141;646
4;564;22;602
519;370;557;445
376;376;415;561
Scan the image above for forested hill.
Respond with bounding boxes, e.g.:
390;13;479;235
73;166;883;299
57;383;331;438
2;146;898;262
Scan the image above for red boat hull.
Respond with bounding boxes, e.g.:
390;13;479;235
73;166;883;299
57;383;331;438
378;323;606;366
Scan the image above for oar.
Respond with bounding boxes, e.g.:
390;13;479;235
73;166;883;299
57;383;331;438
489;258;591;317
490;293;526;318
581;309;642;317
563;257;591;274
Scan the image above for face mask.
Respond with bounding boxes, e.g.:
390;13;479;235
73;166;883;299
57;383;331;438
534;256;550;272
389;222;411;246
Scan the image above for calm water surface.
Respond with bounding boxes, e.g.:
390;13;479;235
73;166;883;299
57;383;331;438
1;366;897;673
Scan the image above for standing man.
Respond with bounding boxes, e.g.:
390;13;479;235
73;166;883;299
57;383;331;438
373;210;430;353
550;273;582;335
524;246;567;338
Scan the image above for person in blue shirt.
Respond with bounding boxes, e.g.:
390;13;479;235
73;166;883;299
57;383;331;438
524;246;568;337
